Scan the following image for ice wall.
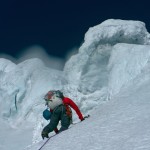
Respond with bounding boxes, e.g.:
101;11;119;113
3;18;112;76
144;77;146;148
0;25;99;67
108;43;150;97
0;58;66;125
64;19;150;105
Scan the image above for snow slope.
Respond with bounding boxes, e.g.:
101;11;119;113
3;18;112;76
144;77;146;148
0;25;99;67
27;73;150;150
0;120;33;150
1;19;150;150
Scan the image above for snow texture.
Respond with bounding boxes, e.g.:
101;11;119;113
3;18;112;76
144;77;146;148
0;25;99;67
0;19;150;150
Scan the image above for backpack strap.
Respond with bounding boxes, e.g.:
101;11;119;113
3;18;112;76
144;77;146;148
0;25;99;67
63;103;72;123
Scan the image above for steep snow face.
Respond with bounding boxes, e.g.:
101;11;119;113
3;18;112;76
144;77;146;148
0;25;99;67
108;43;150;97
0;58;66;125
64;19;150;107
27;71;150;150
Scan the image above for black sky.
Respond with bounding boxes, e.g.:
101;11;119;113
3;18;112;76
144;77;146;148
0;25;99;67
0;0;149;58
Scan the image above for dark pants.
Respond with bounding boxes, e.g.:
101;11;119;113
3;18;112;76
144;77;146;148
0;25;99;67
43;104;71;133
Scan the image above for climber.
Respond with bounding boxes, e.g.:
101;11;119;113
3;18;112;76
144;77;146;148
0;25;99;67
41;90;84;139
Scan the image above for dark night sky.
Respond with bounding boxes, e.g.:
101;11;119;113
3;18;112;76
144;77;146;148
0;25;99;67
0;0;149;59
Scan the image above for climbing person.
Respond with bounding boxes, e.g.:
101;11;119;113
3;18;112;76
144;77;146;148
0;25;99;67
41;90;84;139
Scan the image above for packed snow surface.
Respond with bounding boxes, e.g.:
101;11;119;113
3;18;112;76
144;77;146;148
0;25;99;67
0;19;150;150
27;77;150;150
